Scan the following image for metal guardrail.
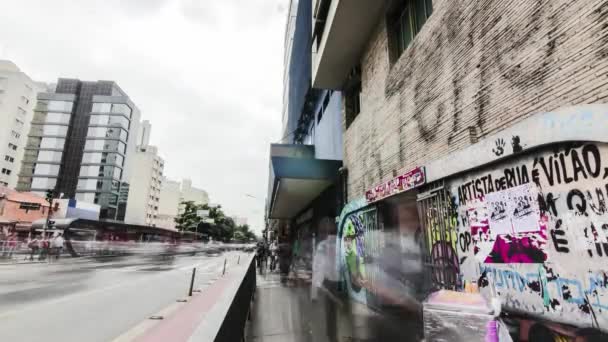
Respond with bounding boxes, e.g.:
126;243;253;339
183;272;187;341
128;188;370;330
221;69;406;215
214;255;256;342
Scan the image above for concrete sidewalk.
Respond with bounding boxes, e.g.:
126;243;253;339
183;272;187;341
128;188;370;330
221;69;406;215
246;266;423;342
246;271;315;341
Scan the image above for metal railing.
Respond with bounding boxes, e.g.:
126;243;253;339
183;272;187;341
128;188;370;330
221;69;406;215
214;255;256;342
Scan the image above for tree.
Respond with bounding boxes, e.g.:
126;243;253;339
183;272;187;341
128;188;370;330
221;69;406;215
174;202;258;242
174;201;205;231
233;224;257;242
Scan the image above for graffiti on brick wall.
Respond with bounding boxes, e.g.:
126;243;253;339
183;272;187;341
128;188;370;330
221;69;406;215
449;142;608;328
479;264;608;323
336;198;380;305
384;0;608;145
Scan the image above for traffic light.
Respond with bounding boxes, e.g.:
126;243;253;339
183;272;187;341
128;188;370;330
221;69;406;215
45;189;54;204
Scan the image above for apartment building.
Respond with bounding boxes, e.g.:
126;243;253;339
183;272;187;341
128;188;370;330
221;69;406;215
156;178;208;230
124;121;164;226
0;60;42;189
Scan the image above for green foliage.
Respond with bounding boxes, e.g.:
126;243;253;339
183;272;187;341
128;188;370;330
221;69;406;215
174;202;257;242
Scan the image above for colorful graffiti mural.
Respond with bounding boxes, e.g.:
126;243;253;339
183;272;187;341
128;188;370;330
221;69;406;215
336;198;380;305
450;142;608;329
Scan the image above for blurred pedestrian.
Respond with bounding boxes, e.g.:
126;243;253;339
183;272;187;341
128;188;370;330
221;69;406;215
28;234;39;261
311;217;340;342
6;230;17;259
52;232;64;261
39;234;50;261
0;228;6;258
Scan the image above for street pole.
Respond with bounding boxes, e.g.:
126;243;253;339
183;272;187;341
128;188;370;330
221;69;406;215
44;189;54;238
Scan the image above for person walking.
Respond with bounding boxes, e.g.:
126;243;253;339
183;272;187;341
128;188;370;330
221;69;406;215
39;234;50;261
6;231;17;259
51;233;64;261
0;228;7;258
28;235;40;261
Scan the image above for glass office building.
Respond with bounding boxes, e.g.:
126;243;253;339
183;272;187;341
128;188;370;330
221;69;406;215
17;79;140;220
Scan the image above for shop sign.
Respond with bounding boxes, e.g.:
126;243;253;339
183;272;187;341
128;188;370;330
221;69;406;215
365;166;426;203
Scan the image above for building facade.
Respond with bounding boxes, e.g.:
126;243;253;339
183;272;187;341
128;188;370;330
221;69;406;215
156;178;208;230
124;120;164;226
311;0;608;337
179;179;209;209
265;0;344;272
0;186;52;229
0;61;42;189
17;79;141;221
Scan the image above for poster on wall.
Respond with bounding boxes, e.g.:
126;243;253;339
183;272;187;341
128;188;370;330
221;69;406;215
485;191;510;235
467;183;546;264
507;183;540;234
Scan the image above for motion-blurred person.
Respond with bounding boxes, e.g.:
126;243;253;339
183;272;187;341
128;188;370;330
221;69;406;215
5;230;17;259
278;235;292;281
27;234;39;261
0;228;6;257
52;233;64;261
269;240;278;271
311;217;339;342
256;240;267;271
370;230;424;341
39;234;50;261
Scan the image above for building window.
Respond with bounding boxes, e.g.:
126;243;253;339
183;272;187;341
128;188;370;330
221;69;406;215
387;0;433;64
4;155;14;163
317;90;333;124
2;168;12;175
345;66;362;129
11;130;20;139
8;143;17;151
0;182;8;187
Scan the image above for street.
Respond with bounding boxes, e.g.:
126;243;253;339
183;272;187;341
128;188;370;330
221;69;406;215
0;252;236;342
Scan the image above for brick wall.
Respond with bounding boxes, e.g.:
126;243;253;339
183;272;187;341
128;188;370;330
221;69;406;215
344;0;608;200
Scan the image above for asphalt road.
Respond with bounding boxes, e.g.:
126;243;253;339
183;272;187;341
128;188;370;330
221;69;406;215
0;252;235;342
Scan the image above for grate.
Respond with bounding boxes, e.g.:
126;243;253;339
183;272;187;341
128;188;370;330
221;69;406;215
417;181;460;290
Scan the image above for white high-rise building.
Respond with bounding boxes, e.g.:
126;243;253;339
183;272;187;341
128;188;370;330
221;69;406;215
157;178;208;230
124;121;164;226
179;179;209;207
0;61;42;188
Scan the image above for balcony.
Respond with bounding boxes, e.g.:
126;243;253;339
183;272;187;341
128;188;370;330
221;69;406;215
312;0;387;89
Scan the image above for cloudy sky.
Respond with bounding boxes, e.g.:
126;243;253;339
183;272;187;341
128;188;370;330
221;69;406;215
0;0;289;232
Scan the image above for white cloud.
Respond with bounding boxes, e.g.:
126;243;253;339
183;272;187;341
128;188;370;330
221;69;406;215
0;0;288;232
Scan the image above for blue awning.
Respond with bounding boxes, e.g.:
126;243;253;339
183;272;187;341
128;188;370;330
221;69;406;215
267;144;341;219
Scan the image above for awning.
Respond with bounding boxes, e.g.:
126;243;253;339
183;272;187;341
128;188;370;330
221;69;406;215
267;144;342;219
